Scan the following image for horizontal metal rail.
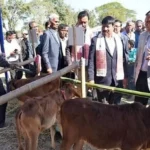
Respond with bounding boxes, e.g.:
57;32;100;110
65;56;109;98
61;77;150;99
0;62;79;105
0;58;35;74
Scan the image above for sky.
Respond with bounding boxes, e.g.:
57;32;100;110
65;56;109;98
14;0;149;30
64;0;149;21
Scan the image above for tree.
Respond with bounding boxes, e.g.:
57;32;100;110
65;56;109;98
1;0;92;30
51;0;77;25
2;0;30;30
88;10;98;27
28;0;77;28
95;2;136;24
28;0;56;29
0;0;4;6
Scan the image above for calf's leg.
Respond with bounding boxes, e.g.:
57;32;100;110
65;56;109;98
57;123;63;137
24;136;31;150
28;130;39;150
60;127;79;150
61;139;74;150
122;147;141;150
50;126;56;149
16;117;23;150
22;118;40;150
73;140;84;150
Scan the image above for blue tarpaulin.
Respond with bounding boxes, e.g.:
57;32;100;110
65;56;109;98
0;8;9;91
0;8;4;53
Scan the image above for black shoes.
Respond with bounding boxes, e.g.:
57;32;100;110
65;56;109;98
0;122;5;128
0;122;8;128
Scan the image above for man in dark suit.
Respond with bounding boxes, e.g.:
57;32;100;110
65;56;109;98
0;54;17;128
58;24;68;67
88;16;128;104
42;14;64;74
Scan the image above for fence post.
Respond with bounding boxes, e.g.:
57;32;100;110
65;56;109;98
81;57;86;97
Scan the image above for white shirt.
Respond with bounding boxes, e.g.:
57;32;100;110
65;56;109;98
105;37;115;56
60;38;67;56
4;39;21;58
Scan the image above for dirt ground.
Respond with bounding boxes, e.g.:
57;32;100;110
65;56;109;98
0;74;98;150
0;94;136;150
0;99;99;150
0;97;135;150
0;72;135;150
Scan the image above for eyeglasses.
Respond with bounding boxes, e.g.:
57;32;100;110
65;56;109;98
32;26;38;28
54;21;59;23
80;21;88;24
114;25;121;27
60;29;68;31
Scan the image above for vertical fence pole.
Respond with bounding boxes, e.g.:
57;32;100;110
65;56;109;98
73;25;77;61
81;57;86;97
72;25;79;79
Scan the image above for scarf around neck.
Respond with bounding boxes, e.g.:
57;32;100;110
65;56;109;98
96;33;124;80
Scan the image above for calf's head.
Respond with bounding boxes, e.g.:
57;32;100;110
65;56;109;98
8;79;18;91
61;82;82;99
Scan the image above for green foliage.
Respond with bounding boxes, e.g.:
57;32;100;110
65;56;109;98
2;0;30;30
28;0;56;28
50;0;77;25
88;10;98;27
0;0;4;6
1;0;137;30
95;2;136;24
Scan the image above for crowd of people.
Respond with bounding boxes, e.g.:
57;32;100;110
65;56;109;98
0;10;150;128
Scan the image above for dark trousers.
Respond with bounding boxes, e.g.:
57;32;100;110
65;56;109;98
114;80;123;104
134;71;149;106
96;79;122;104
0;79;7;126
127;63;135;90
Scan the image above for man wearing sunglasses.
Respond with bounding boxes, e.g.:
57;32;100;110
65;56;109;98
42;13;64;74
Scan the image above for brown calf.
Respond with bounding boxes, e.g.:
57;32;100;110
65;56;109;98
60;98;150;150
15;83;81;150
9;75;60;105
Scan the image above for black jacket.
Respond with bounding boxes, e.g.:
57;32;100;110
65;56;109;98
0;55;10;68
88;34;128;86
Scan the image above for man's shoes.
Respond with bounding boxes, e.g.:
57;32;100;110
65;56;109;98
0;122;5;128
0;122;8;128
87;89;93;97
102;99;109;104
